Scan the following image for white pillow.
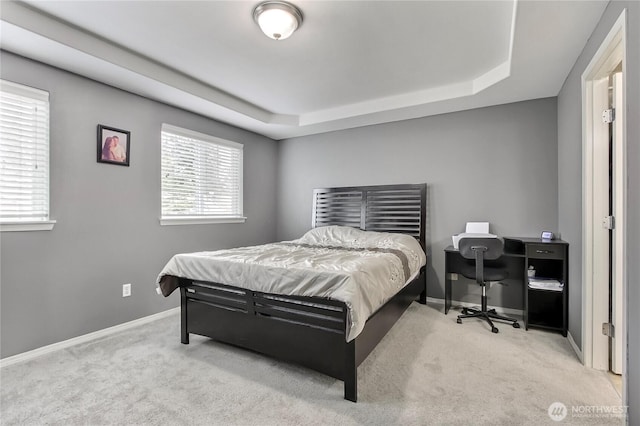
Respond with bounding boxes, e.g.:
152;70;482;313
295;225;426;270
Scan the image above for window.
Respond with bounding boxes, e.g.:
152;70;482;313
161;124;245;225
0;80;54;231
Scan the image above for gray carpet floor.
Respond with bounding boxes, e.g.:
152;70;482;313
0;303;623;425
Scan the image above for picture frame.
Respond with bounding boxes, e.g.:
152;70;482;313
97;124;130;166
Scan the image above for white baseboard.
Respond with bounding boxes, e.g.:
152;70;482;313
426;297;524;316
567;331;583;362
0;307;180;369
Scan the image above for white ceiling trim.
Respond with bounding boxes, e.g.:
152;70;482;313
301;57;514;127
299;80;473;126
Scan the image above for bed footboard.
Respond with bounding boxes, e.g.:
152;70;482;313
178;267;425;402
180;279;353;390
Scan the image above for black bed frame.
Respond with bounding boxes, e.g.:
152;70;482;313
179;184;427;402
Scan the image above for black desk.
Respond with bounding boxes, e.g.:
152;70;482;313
445;237;569;336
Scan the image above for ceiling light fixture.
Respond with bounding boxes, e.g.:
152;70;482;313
253;1;303;41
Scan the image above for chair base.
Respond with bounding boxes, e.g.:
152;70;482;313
457;307;520;333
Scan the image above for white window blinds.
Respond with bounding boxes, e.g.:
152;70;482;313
0;80;51;225
161;124;244;223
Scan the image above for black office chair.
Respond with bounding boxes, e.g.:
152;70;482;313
456;237;520;333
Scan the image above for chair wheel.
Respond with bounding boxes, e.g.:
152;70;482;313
513;322;520;328
492;327;499;333
461;308;467;315
457;318;462;324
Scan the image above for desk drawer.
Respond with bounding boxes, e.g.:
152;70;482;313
527;244;564;260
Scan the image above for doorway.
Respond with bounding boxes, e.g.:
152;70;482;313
581;9;626;391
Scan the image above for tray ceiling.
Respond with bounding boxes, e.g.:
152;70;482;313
0;1;608;139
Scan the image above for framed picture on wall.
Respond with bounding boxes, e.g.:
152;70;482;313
97;124;130;166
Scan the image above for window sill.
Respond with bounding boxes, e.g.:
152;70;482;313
0;220;56;232
160;216;247;226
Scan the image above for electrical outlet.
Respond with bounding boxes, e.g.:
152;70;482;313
122;283;131;297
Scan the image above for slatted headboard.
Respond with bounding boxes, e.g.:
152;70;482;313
312;184;427;250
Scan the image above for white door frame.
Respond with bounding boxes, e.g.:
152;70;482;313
581;9;627;377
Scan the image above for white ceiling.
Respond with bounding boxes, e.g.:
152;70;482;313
0;0;608;140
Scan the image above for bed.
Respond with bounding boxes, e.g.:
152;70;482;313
157;183;427;402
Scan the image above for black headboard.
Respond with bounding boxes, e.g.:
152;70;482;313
312;184;427;250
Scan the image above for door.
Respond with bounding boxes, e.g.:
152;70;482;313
581;9;626;401
610;71;624;375
594;69;624;375
591;76;609;370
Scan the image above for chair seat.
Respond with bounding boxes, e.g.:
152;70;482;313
460;263;508;282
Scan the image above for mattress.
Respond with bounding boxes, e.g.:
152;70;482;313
157;225;426;341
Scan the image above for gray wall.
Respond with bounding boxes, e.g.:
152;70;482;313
277;98;559;310
557;0;639;419
0;51;279;358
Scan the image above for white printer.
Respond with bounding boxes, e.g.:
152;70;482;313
452;222;497;250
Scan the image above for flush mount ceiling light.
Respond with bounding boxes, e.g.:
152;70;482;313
253;1;303;41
